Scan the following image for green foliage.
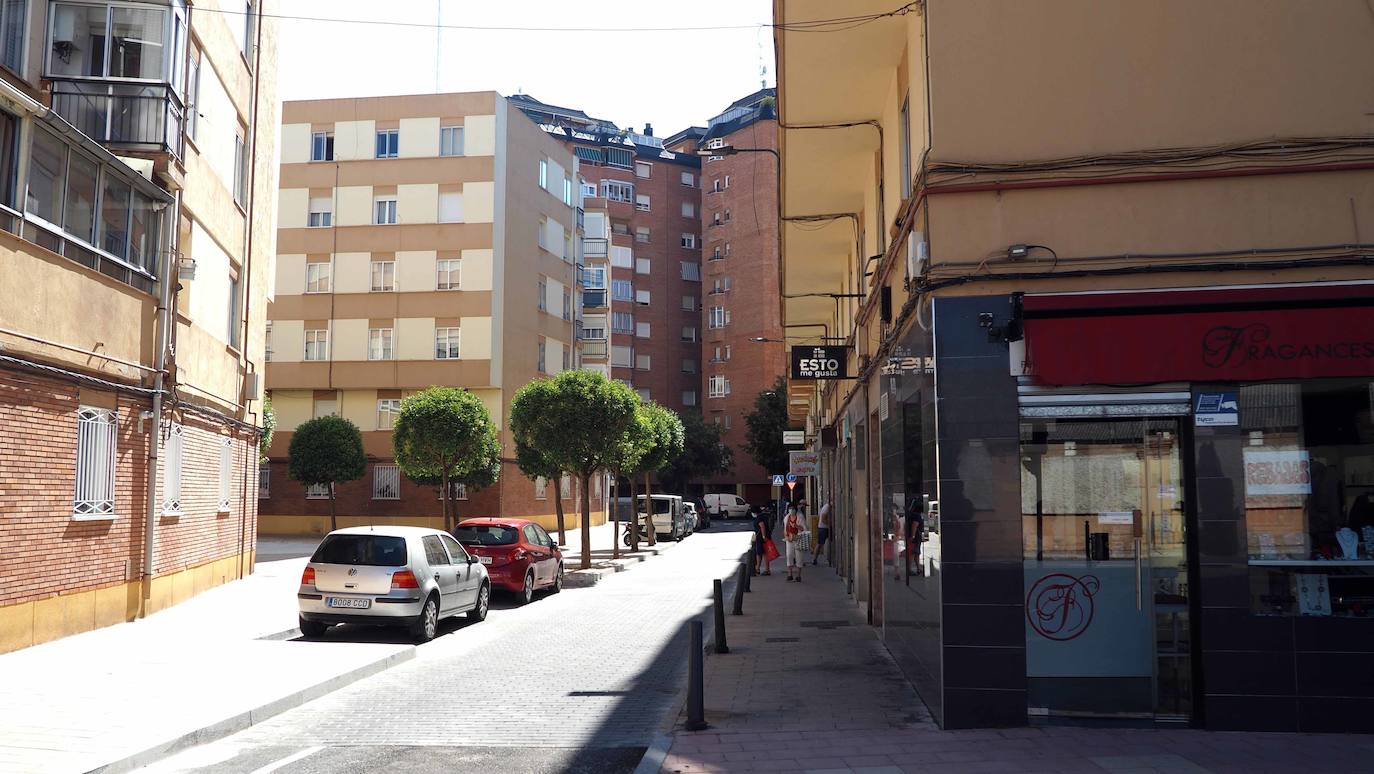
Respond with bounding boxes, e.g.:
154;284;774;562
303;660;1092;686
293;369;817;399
509;370;640;477
259;396;276;463
638;402;685;475
287;415;366;487
607;407;654;477
659;410;733;493
392;387;501;491
743;378;790;474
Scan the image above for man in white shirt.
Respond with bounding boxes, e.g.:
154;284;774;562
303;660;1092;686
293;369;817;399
813;500;832;565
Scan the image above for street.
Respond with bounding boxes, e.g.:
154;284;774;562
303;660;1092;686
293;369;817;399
138;522;755;774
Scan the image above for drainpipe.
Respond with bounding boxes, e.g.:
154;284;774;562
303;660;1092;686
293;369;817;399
143;200;176;594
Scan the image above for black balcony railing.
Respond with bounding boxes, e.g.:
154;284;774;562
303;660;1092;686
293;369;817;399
582;289;607;308
49;79;184;160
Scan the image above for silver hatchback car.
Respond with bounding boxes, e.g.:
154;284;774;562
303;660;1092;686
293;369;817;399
298;526;490;643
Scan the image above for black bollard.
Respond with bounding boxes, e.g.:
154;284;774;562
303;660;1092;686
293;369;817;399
732;564;745;615
686;620;707;731
743;556;752;592
713;579;729;653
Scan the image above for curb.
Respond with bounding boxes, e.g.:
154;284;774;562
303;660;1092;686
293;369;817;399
89;646;416;774
562;540;681;588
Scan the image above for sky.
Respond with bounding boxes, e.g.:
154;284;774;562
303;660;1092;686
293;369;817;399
274;0;776;135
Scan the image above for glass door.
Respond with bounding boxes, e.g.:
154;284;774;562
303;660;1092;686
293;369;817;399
1020;417;1192;722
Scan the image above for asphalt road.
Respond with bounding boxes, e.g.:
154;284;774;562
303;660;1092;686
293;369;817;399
138;521;754;774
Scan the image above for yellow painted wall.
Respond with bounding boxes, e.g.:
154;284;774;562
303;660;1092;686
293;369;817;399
333;252;371;294
275;254;306;296
332;319;368;361
396;250;437;292
272;389;313;431
277;188;308;230
400;117;441;158
460;316;493;360
464;114;497;156
463;182;495;223
258;510;603;537
396;317;435;361
460;249;493;291
334;119;376;161
398;183;439;225
280;122;311;164
336;186;373;226
271;319;304;364
340;388;379;431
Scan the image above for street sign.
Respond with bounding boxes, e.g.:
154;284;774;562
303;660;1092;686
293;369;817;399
771;474;785;487
782;430;805;445
790;345;851;380
785;473;797;483
789;451;819;477
786;481;796;491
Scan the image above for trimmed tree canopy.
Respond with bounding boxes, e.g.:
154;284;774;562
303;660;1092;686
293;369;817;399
392;387;501;509
744;377;790;474
509;370;640;478
287;415;366;487
659;410;732;493
638;402;685;476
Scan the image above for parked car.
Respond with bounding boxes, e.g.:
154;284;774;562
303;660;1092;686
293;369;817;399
298;526;489;644
704;493;751;520
682;502;699;534
454;518;563;605
614;494;689;541
683;501;708;530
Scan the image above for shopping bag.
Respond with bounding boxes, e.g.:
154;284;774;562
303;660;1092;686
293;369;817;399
797;530;813;553
763;538;781;562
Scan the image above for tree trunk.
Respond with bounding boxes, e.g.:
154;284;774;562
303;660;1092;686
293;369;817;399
553;476;566;546
628;473;640;553
610;472;620;560
579;472;592;570
440;472;450;534
645;471;657;545
328;483;338;532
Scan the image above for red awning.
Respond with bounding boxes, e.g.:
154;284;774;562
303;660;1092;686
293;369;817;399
1022;284;1374;386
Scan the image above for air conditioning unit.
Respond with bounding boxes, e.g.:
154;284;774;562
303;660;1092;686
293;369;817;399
906;232;928;282
243;372;261;400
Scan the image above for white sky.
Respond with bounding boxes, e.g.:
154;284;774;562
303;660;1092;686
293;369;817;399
274;0;776;135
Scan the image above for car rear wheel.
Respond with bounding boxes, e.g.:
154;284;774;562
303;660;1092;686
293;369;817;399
411;594;439;643
518;570;535;605
299;616;329;639
468;582;490;621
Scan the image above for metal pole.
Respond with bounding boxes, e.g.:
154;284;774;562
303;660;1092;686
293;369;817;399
712;579;729;653
732;565;745;615
685;620;707;731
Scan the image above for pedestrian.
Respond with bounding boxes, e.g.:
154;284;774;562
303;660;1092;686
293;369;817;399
813;499;832;565
751;505;773;576
783;505;806;582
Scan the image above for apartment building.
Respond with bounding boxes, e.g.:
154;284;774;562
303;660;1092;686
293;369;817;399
262;92;600;535
511;95;704;414
0;0;278;653
668;90;784;502
776;0;1374;732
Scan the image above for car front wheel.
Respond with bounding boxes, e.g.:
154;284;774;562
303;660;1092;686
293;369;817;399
468;582;490;621
411;595;439;643
550;564;563;593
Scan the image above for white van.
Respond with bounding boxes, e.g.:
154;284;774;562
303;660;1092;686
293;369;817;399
703;493;750;520
614;494;689;540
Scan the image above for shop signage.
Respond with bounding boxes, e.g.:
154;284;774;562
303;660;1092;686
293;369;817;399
1194;392;1239;426
788;451;819;477
782;430;805;445
1243;449;1312;497
1021;285;1374;385
790;345;850;380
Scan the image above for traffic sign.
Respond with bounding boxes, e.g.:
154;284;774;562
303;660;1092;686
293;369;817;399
786;481;797;491
785;473;797;483
772;475;785;487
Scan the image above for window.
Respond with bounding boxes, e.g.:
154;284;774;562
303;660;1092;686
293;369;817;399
185;47;201;141
682;359;697;373
304;329;328;361
377;399;401;430
161;422;183;515
612;280;634;302
537;340;546;372
635;194;651;212
562;348;570;371
50;3;172;80
73;406;117;518
435;327;460;359
438;482;468;501
311;131;334;162
305;263;331;293
709;375;731;397
438;191;463;223
441;534;469;563
439;126;464;156
601;180;633;203
375;129;399;158
680;261;701;281
680;171;695;187
900;94;912;199
0;1;23;73
724;175;731;189
636;354;651;370
711;277;733;294
680;233;697;248
724;415;732;430
258;465;270;499
534;476;547;500
612;311;634;334
563;178;573;206
681;326;698;342
635;226;650;243
710;246;723;261
218;438;232;512
305;482;331;500
564;231;574;262
537;217;548;250
725;241;732;256
635;289;651;305
636;387;651;400
370;261;395;292
723;208;732;222
436;258;460;290
560;474;572;499
373;465;400;500
368;328;394;360
709;306;731;329
539;158;548;189
582;322;606;340
562;288;572;321
265;322;273;362
636;321;651;338
228;274;241;349
711;178;722;193
636;258;651;275
605;147;632;168
537;277;547;311
584;266;606;289
681;295;696;311
239;1;256;59
711;212;722;226
313;398;337;418
374;198;397;225
681;202;695;218
713;344;733;362
611;345;633;367
307;197;332;228
233;133;248;207
682;391;698;406
635;162;651;179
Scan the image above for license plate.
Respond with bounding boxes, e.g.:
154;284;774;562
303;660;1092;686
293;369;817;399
326;597;371;609
477;556;492;564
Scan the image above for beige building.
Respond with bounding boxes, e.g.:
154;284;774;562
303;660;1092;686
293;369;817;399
0;0;278;653
262;92;597;534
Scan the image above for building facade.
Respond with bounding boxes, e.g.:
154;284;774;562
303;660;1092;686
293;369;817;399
0;0;278;653
262;92;603;536
777;0;1374;733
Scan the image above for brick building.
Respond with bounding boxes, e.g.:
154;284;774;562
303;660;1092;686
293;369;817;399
0;1;279;652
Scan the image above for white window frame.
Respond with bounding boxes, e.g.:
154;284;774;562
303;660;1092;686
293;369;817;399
680;171;694;187
680;233;697;249
373;464;401;500
709;375;732;398
539;158;548;189
374;198;398;225
368;328;394;361
370;260;395;292
681;326;698;342
681;201;695;218
709;306;731;329
377;398;402;430
161;422;183;515
217;437;232;512
600;180;634;203
73;406;118;519
634;161;651;179
439;126;464;157
307;198;333;228
436;258;461;290
375;129;399;159
636;321;651;338
306;482;332;500
537;340;547;372
537;277;547;311
635;193;651;212
305;263;331;293
311;131;334;162
612;280;634;302
534;476;547;500
435;327;460;359
304;329;329;361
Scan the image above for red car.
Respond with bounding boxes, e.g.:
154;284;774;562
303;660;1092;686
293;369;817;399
453;519;563;604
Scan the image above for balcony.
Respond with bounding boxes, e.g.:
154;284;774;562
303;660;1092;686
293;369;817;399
582;289;608;308
50;78;185;160
583;238;608;258
581;340;608;357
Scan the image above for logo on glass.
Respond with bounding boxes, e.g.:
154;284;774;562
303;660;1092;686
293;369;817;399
1026;573;1101;641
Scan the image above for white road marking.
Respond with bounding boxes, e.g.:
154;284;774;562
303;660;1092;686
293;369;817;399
247;746;324;774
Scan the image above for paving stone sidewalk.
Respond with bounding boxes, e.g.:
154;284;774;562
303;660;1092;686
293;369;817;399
656;563;1374;774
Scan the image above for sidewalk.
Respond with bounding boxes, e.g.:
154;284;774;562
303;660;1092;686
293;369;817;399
558;517;686;587
656;562;1374;774
0;554;412;774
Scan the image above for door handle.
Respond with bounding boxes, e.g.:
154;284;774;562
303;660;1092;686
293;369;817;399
1134;537;1142;611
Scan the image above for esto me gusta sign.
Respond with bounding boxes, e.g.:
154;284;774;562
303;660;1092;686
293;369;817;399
790;345;851;380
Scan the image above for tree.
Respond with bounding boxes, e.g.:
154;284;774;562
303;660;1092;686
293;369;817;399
606;406;653;556
392;387;501;534
636;403;685;547
259;396;276;463
744;377;790;474
510;370;639;570
288;415;366;532
659;410;733;496
515;439;568;545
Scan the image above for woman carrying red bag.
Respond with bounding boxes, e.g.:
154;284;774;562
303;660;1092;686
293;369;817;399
752;505;776;575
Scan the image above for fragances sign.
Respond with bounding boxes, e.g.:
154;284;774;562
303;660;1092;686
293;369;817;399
789;450;820;477
790;345;850;380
